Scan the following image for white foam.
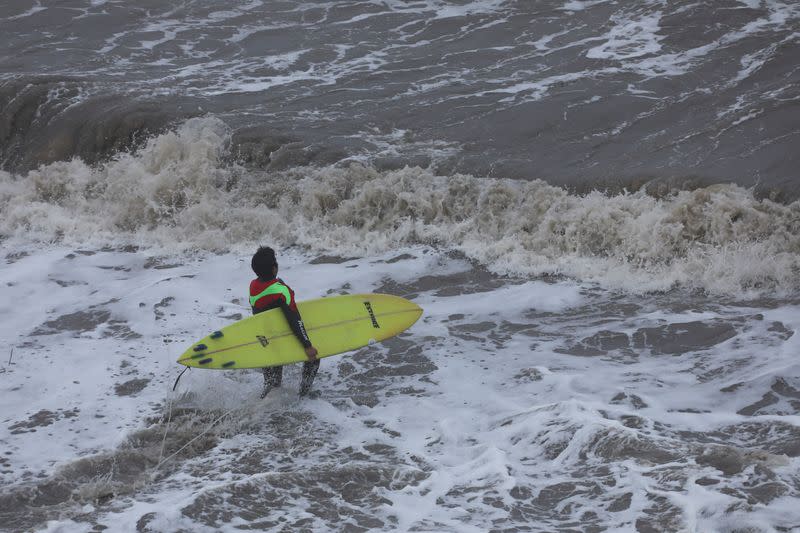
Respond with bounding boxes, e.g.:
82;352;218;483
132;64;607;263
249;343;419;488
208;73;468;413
419;280;583;318
3;2;47;21
626;0;799;78
2;118;798;297
425;0;508;20
586;10;664;60
560;0;612;12
2;245;799;531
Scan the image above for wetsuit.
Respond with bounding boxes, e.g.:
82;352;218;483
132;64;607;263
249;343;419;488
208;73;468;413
249;277;319;396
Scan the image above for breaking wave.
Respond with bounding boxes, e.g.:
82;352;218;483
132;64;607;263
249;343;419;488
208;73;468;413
1;117;798;295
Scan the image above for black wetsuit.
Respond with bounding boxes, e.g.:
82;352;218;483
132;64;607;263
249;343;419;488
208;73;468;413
249;277;319;396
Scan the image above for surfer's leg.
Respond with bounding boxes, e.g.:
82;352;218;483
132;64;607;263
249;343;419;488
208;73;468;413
299;360;320;396
261;366;283;398
263;366;283;387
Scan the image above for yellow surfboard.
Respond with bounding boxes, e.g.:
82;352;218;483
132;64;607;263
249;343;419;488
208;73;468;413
177;293;422;369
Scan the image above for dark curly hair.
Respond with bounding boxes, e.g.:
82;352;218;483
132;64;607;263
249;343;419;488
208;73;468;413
251;246;277;278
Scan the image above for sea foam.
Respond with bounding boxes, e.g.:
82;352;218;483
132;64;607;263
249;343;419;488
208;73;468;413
1;117;797;296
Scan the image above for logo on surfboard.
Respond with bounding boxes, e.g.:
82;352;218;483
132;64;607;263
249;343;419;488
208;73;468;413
256;335;269;347
363;301;380;328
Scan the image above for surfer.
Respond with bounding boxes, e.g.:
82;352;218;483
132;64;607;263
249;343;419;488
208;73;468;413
249;246;319;398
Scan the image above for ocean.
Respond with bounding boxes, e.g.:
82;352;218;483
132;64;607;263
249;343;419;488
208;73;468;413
1;1;799;532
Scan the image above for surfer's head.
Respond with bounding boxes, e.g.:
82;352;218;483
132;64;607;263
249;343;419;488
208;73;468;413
252;246;278;279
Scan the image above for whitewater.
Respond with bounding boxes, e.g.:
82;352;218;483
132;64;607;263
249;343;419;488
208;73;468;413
2;1;800;532
0;117;798;532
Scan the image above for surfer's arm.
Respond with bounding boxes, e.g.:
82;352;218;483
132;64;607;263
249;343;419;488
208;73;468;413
279;301;313;349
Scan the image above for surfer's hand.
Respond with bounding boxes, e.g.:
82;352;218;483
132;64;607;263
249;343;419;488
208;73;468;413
305;346;318;360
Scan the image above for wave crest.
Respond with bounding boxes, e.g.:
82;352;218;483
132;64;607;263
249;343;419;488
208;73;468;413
1;118;798;295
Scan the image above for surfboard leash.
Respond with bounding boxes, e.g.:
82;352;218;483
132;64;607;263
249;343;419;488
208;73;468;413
172;366;189;391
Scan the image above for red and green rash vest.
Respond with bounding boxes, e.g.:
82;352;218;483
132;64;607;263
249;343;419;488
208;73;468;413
249;277;312;348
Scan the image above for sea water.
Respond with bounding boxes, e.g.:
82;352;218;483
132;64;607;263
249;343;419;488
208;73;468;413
0;119;798;532
2;1;800;532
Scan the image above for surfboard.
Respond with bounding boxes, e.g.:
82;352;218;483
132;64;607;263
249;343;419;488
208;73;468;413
177;293;422;369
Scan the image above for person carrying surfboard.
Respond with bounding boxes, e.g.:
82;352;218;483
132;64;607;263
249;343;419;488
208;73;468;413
249;246;319;398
